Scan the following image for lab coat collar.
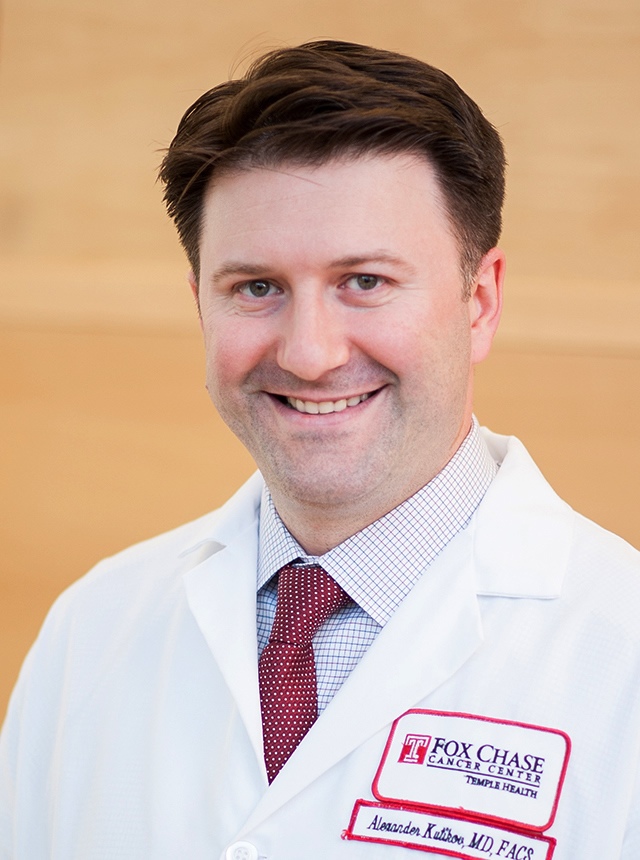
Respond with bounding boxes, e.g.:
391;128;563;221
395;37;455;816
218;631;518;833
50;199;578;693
178;470;264;562
181;471;266;779
474;428;574;598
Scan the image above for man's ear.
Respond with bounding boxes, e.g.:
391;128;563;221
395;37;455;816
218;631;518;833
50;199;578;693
187;270;202;325
468;247;505;365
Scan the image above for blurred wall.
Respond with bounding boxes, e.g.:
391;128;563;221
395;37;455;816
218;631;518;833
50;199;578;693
1;0;639;714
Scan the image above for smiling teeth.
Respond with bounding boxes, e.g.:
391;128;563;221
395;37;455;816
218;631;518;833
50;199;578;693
286;392;370;414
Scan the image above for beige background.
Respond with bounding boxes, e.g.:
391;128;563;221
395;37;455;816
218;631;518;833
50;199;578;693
1;0;639;717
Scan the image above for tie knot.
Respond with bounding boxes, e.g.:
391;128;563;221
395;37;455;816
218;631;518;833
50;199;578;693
270;563;348;646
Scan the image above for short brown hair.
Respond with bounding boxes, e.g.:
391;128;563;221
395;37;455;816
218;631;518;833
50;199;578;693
159;40;506;290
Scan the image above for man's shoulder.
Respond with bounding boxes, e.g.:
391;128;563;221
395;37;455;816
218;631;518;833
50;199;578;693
572;508;640;561
568;510;640;597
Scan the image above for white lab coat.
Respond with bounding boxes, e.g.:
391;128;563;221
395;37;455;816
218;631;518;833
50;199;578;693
1;429;640;859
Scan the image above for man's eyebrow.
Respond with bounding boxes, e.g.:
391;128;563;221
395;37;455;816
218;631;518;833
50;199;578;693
209;252;415;285
329;252;414;271
209;262;272;285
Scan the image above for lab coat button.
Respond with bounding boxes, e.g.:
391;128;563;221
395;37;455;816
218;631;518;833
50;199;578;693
225;841;259;860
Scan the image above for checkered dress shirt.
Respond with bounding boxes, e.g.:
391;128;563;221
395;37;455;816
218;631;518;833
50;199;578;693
256;417;497;713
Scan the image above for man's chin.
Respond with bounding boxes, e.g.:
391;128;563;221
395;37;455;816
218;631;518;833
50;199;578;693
262;462;380;511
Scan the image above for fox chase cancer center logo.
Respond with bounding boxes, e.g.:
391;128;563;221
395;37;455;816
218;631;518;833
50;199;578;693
374;710;570;831
399;734;432;765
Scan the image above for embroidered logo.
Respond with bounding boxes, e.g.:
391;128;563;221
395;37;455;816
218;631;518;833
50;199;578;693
398;734;432;764
374;710;570;831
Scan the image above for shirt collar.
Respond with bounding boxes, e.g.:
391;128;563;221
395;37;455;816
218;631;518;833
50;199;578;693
257;416;497;626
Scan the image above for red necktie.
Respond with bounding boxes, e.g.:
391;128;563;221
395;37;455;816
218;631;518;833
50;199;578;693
259;563;349;783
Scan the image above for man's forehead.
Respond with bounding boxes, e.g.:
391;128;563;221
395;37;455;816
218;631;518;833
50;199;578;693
201;153;451;236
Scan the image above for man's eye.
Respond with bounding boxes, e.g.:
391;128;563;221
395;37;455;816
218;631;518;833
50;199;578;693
239;280;277;298
346;274;382;291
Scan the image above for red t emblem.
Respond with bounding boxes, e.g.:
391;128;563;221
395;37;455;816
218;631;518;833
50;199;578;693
398;733;432;764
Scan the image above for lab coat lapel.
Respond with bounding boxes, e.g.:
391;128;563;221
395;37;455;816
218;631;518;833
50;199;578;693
240;524;483;833
181;473;266;770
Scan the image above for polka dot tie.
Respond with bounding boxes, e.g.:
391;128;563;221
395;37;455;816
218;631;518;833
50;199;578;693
259;563;349;783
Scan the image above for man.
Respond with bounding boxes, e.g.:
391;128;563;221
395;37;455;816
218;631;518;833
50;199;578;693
1;40;639;860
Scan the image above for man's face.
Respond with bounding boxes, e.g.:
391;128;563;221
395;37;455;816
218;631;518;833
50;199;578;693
195;154;502;525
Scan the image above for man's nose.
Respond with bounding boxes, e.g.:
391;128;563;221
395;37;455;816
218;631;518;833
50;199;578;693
276;293;350;381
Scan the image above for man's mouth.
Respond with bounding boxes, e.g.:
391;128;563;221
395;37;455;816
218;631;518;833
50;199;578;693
282;391;373;414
